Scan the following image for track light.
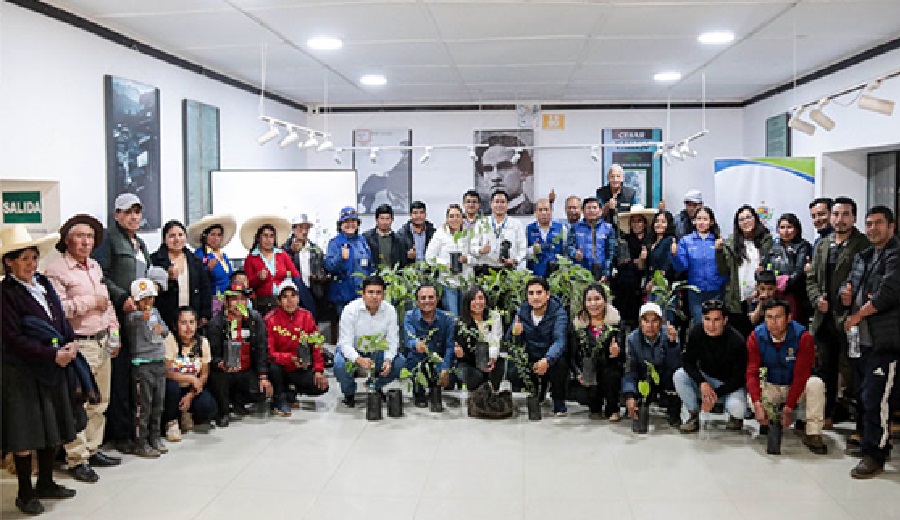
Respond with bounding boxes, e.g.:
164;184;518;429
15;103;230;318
809;99;836;131
419;147;432;164
302;133;319;148
279;127;300;148
669;147;684;161
859;80;895;116
257;123;280;145
663;153;672;166
788;107;816;136
653;146;665;159
511;148;522;163
677;141;697;158
317;138;334;152
589;146;600;162
369;147;379;164
468;147;477;160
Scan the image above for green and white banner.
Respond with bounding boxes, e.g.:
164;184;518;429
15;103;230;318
714;158;815;241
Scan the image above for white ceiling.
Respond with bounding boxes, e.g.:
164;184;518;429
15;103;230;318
44;0;900;106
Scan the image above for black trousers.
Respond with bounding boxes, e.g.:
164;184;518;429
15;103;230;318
860;350;900;465
105;326;136;443
568;364;623;416
208;369;263;417
507;356;568;402
815;317;849;419
269;364;328;399
635;380;681;423
457;361;503;392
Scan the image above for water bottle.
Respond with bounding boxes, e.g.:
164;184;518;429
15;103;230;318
147;313;164;343
847;325;861;359
699;411;711;441
106;329;120;355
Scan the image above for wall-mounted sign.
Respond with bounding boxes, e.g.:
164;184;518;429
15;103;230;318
3;191;43;224
601;128;663;207
766;113;791;157
541;113;565;130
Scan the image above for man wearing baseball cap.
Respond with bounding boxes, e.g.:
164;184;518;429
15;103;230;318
674;189;703;239
92;193;150;454
622;302;683;427
282;213;325;319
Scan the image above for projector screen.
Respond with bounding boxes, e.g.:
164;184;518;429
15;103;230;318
211;169;357;260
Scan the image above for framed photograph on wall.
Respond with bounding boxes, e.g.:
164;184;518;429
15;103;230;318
183;100;220;225
601;128;663;208
104;75;161;230
473;129;535;215
353;128;413;214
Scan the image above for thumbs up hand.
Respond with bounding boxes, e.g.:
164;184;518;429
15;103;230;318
512;315;524;336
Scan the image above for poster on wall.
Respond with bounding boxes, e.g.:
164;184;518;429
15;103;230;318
183;100;220;225
473;129;535;215
104;75;161;230
714;157;815;241
353;129;413;215
600;128;663;207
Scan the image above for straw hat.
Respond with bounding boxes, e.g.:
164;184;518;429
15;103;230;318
186;214;237;250
56;214;104;253
0;225;60;275
618;204;657;234
240;215;291;251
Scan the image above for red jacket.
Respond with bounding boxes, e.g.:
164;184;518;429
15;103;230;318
746;329;815;409
244;250;299;298
265;306;324;372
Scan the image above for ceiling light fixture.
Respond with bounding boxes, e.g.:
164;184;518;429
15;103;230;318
669;146;685;161
698;31;735;45
808;99;836;131
677;141;697;158
653;145;665;159
279;127;300;148
257;123;280;145
307;37;343;51
788;107;816;136
859;80;895;116
302;133;320;148
653;71;682;82
317;138;334;152
360;74;387;86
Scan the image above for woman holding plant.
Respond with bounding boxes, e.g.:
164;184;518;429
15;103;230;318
453;286;503;391
568;284;624;421
425;204;471;316
265;280;329;416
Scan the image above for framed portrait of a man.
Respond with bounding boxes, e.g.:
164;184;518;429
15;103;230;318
353;129;413;214
473;130;535;216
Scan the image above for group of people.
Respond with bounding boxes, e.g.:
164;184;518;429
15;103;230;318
3;168;900;515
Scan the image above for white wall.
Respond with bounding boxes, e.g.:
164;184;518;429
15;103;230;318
305;107;743;228
743;47;900;207
0;4;308;251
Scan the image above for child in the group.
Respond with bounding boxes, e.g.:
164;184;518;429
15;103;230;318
747;270;778;327
126;278;170;458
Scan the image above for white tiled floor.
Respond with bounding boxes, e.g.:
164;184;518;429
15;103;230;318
3;386;899;520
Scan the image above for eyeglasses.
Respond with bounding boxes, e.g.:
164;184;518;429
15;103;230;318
481;161;515;174
701;299;724;312
738;215;756;222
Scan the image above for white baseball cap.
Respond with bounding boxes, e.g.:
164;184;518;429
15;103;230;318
639;302;663;319
275;279;299;297
114;193;142;211
130;278;157;301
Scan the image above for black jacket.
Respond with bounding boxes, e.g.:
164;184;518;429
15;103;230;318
150;246;212;330
844;236;900;353
596;185;637;223
398;220;436;261
567;319;625;377
207;309;269;374
363;228;409;269
683;323;747;396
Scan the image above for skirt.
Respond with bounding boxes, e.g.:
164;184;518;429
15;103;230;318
1;363;77;452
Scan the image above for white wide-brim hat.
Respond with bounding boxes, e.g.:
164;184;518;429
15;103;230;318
0;225;60;275
240;215;291;251
186;214;237;250
618;204;657;234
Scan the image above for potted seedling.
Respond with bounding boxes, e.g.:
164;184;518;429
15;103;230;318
547;256;596;317
225;302;250;369
573;324;619;387
508;336;540;420
344;333;390;420
449;229;473;274
759;368;784;454
400;329;445;412
308;246;327;281
455;320;493;372
648;269;699;321
633;361;659;434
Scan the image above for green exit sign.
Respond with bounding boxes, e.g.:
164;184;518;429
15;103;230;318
3;191;43;224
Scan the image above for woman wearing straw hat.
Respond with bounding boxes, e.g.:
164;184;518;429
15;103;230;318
1;225;79;515
325;206;373;316
150;220;212;332
616;204;656;325
187;214;237;315
241;215;298;317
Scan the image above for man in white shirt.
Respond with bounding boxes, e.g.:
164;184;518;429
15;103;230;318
470;189;527;273
333;275;405;407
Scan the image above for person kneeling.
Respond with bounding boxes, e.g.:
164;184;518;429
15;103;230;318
746;298;827;454
266;280;329;416
623;303;682;427
404;284;455;408
163;306;218;441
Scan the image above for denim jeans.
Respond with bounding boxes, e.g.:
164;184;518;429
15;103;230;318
687;289;722;328
162;380;218;424
673;367;746;418
441;286;461;317
333;349;406;395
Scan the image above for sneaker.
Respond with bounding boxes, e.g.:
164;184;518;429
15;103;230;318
803;434;828;455
342;394;356;408
150;439;168;454
166;420;182;442
850;456;884;479
68;463;99;483
680;412;700;434
725;417;744;431
554;411;569;418
608;412;621;423
274;399;292;417
180;411;194;432
133;443;160;459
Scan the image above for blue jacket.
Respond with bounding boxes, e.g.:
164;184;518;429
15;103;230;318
403;308;456;373
526;221;565;277
193;247;233;296
671;232;727;292
325;233;373;304
754;320;805;386
566;218;616;276
504;296;568;364
621;325;681;396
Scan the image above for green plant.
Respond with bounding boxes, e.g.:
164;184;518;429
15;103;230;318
547;256;596;315
507;337;536;397
648;269;699;320
528;233;565;263
637;360;660;401
476;267;531;320
574;323;619;359
345;333;390;388
758;367;782;422
227;303;249;335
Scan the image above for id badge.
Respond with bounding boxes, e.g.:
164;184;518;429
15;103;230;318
360;258;369;267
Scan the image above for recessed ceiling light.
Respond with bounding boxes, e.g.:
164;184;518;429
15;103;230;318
360;74;387;86
653;71;682;82
307;37;343;51
698;31;735;45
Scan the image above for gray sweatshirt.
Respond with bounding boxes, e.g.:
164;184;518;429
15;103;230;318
126;308;169;361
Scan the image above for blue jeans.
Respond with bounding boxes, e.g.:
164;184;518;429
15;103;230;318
441;286;461;317
333;349;406;396
687;289;722;327
673;368;746;418
163;380;218;424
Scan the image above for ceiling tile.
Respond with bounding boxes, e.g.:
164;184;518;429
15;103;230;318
427;3;607;40
446;39;586;66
